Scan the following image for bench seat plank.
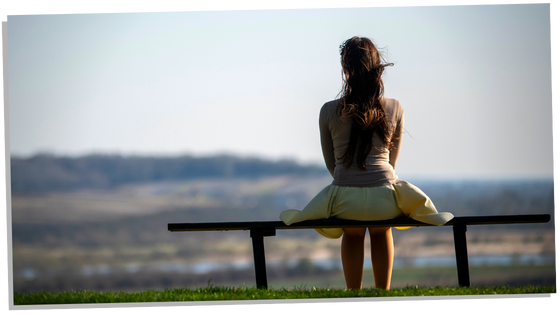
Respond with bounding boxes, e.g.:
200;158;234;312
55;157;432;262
168;214;551;231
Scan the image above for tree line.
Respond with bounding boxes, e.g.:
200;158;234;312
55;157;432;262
10;153;328;194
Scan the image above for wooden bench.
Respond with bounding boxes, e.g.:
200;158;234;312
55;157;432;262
168;214;551;289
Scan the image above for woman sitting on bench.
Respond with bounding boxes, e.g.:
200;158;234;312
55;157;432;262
280;36;453;290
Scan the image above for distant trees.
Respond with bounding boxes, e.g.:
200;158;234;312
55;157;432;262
10;154;328;194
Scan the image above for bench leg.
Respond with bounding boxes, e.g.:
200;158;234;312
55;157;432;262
453;224;471;287
250;228;276;289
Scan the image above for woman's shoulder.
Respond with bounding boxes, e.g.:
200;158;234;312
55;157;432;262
383;97;403;114
383;97;403;110
320;99;340;119
322;99;340;111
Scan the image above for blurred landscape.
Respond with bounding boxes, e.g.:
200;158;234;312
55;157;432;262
9;154;556;293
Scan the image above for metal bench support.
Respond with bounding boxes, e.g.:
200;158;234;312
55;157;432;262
250;228;276;289
453;224;470;287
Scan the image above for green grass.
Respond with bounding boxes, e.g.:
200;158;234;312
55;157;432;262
14;285;555;305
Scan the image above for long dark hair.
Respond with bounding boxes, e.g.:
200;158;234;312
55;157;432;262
337;36;394;170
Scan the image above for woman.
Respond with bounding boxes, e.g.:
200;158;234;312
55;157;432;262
280;37;453;290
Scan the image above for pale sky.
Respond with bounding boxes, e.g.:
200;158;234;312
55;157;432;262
6;3;553;179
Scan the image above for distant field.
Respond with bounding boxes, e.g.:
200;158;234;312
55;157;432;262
11;175;556;224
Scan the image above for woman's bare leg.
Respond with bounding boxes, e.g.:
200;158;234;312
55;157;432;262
368;227;394;290
341;227;366;290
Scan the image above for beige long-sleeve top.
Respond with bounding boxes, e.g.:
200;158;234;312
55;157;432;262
319;97;404;187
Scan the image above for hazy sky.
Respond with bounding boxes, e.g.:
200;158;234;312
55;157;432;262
7;4;553;179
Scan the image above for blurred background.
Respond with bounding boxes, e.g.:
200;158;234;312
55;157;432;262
7;4;555;293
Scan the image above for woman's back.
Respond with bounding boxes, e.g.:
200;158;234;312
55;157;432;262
320;97;404;188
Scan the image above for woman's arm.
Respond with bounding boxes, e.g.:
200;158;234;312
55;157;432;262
389;115;404;170
319;107;336;177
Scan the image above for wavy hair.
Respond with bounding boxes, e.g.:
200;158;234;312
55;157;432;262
337;36;395;170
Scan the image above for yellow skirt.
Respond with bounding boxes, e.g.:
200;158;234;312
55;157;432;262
279;180;454;239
